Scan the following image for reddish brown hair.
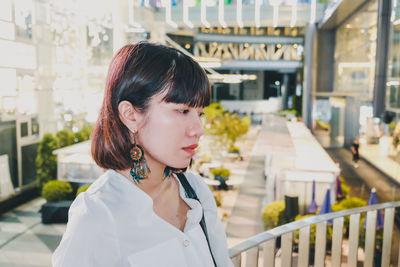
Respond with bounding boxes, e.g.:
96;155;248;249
91;42;210;170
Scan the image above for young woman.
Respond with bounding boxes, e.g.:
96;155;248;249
52;42;233;267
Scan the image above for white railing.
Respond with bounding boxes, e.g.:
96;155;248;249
229;201;400;267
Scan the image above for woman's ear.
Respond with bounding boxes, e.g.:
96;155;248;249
118;101;139;133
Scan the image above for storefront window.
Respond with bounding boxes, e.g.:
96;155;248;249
387;0;400;111
333;0;378;99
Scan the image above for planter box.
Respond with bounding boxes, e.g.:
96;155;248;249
41;200;73;224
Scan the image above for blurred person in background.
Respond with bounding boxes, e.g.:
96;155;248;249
351;138;360;168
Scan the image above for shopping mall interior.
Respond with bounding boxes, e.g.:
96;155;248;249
1;0;400;266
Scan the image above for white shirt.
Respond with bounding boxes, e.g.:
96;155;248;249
52;170;234;267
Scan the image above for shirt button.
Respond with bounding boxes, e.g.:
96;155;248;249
183;240;190;247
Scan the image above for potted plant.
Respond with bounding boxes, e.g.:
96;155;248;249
261;201;291;248
262;201;286;230
41;180;73;224
211;168;231;190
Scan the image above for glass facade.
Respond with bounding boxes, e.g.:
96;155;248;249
387;0;400;111
333;0;378;100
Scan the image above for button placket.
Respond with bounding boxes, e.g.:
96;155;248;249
183;239;190;247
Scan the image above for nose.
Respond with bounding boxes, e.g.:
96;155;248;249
187;114;204;137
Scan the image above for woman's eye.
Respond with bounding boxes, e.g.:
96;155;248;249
199;112;205;117
179;109;190;114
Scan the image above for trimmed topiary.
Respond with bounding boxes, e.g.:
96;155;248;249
76;184;91;196
211;168;231;179
262;201;286;230
42;180;73;202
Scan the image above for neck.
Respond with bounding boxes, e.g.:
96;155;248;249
143;158;167;187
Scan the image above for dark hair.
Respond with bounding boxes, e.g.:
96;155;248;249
91;42;211;170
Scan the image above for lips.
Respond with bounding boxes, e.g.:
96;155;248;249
182;144;198;155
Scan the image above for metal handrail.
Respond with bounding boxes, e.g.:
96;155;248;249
229;201;400;267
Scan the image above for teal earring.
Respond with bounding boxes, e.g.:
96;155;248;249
129;132;150;183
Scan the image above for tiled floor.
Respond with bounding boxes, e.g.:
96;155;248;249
0;198;66;267
359;136;400;184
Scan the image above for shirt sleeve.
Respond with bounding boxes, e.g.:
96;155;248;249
52;192;121;267
187;173;234;267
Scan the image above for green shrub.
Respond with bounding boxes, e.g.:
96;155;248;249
292;94;302;117
389;121;397;135
228;146;240;153
211;168;231;179
76;184;91;196
74;124;92;143
279;109;297;117
393;134;399;149
214;192;222;207
316;119;330;130
42;180;73;202
332;197;367;237
332;197;367;211
339;177;350;199
36;133;58;189
294;214;333;248
262;201;286;230
56;129;75;148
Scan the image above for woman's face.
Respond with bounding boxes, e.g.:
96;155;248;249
136;93;204;169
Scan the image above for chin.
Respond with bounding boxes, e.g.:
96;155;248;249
169;159;191;170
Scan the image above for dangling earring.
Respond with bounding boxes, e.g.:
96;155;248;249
129;131;150;183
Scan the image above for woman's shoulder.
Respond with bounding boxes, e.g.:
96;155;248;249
83;169;135;199
70;170;131;218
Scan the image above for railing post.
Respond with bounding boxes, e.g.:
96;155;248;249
298;226;310;267
281;232;293;267
381;208;395;267
331;217;344;267
364;210;377;267
314;221;327;267
348;213;360;267
232;254;241;267
263;238;276;267
246;247;259;267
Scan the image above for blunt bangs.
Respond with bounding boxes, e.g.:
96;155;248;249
117;43;210;111
160;51;211;108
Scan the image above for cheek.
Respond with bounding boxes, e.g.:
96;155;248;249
138;115;185;153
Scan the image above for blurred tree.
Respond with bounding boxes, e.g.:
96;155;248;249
74;124;92;143
36;134;58;189
56;129;75;148
204;102;250;150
